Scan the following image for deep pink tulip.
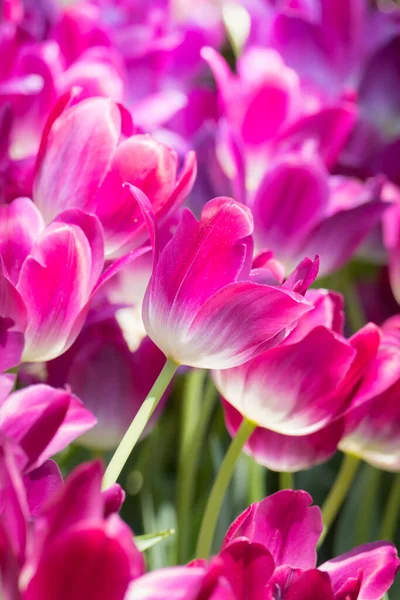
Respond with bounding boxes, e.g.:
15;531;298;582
47;315;167;450
33;96;196;258
0;455;144;600
142;196;316;369
127;490;399;599
214;290;381;471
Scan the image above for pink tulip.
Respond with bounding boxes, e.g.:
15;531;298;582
0;197;145;362
33;96;196;258
0;455;144;600
142;196;316;369
214;290;381;471
47;314;168;450
128;490;399;599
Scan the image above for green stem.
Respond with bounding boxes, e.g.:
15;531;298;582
102;357;179;489
177;374;217;563
318;453;361;548
380;473;400;541
195;418;256;559
248;458;266;504
279;471;295;490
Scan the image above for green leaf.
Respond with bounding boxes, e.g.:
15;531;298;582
135;529;176;552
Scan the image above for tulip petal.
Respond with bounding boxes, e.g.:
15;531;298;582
220;538;275;599
222;490;322;569
17;222;96;362
178;282;311;369
0;197;44;285
320;542;400;600
251;154;329;265
34;97;121;222
0;385;96;468
143;198;254;360
223;400;344;472
24;524;133;600
214;327;355;432
24;460;63;516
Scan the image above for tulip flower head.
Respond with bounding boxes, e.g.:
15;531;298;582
142;196;317;369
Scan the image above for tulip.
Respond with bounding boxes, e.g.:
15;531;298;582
0;454;144;600
212;286;379;473
103;196;316;488
33;96;197;257
143;196;315;370
250;153;387;276
0;197;146;363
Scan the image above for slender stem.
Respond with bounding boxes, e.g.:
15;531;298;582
248;458;266;504
279;471;295;491
380;473;400;541
195;418;256;559
102;357;179;489
177;374;217;563
318;453;361;548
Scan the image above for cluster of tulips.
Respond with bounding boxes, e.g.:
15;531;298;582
1;0;400;598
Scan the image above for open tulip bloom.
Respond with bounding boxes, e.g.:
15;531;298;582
1;0;400;597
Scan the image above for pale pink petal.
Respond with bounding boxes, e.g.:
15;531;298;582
33;97;121;222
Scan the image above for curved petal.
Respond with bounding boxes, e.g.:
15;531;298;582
33;97;121;222
143;198;254;361
0;385;96;468
0;197;44;285
18;222;95;362
171;281;311;369
95;135;180;256
222;489;322;569
320;542;399;600
219;538;275;599
214;327;355;432
24;460;63;516
24;524;133;600
251;153;329;265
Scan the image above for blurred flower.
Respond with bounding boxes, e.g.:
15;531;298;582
47;313;167;450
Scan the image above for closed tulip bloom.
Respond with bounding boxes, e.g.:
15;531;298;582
33;96;196;258
0;197;145;363
142;196;315;369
